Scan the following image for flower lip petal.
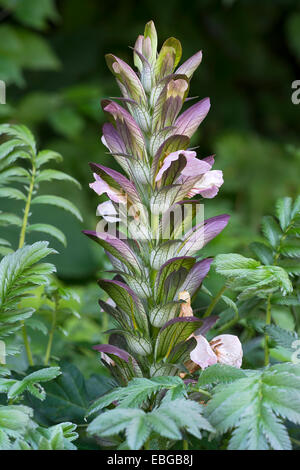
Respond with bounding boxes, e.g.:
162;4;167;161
210;334;243;368
190;334;218;369
155;149;210;183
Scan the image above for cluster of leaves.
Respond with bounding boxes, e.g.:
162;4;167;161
88;361;300;451
0;0;59;86
0;241;56;339
203;362;300;450
87;376;213;450
0;123;83;449
211;196;300;361
0;123;82;256
0;365;78;449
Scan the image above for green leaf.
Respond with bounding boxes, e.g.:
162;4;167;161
278;258;300;275
198;364;247;386
205;363;300;450
291;195;300;218
276;197;293;230
12;0;59;30
31;195;82;222
88;408;143;439
87;376;183;416
126;414;151;450
214;253;293;299
36;149;63;168
0;405;33;449
25;364;113;425
27;223;67;247
35;169;81;188
265;324;298;351
0;242;56;339
7;367;61;400
0;187;26;200
0;212;22;227
0;124;36;154
88;397;212;450
250;242;274;265
280;239;300;258
262;216;282;248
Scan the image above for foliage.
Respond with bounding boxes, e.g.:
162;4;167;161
0;4;299;452
205;362;300;450
88;395;213;450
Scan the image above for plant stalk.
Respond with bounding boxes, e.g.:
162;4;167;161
264;294;272;366
19;160;36;366
203;285;226;318
44;298;57;366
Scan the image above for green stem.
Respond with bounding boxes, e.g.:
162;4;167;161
217;311;239;334
22;325;34;366
44;299;57;366
19;161;36;367
144;438;150;450
18;165;36;249
264;294;272;366
203;285;226;318
183;439;189;450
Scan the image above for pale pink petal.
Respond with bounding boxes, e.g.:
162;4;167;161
155;150;210;182
210;334;243;368
188;170;224;198
97;201;121;223
190;334;218;369
89;173;126;204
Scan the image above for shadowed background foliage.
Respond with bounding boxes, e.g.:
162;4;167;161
0;0;299;377
1;0;299;280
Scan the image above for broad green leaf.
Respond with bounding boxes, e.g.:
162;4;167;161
262;216;282;248
250;242;274;265
276;197;293;230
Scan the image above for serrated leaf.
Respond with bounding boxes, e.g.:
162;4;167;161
262;216;282;248
250;242;274;265
198;364;247;386
205;362;300;450
276;197;293;230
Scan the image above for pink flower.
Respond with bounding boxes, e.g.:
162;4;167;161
190;334;243;369
186;170;224;199
96;201;121;223
155;150;210;183
155;150;223;199
190;335;218;369
89;173;127;204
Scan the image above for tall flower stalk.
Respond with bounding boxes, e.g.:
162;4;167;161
85;21;236;383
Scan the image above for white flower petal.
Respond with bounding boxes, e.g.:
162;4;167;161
190;334;218;369
210;334;243;368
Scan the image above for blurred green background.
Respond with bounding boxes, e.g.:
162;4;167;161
0;0;299;374
1;0;299;280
